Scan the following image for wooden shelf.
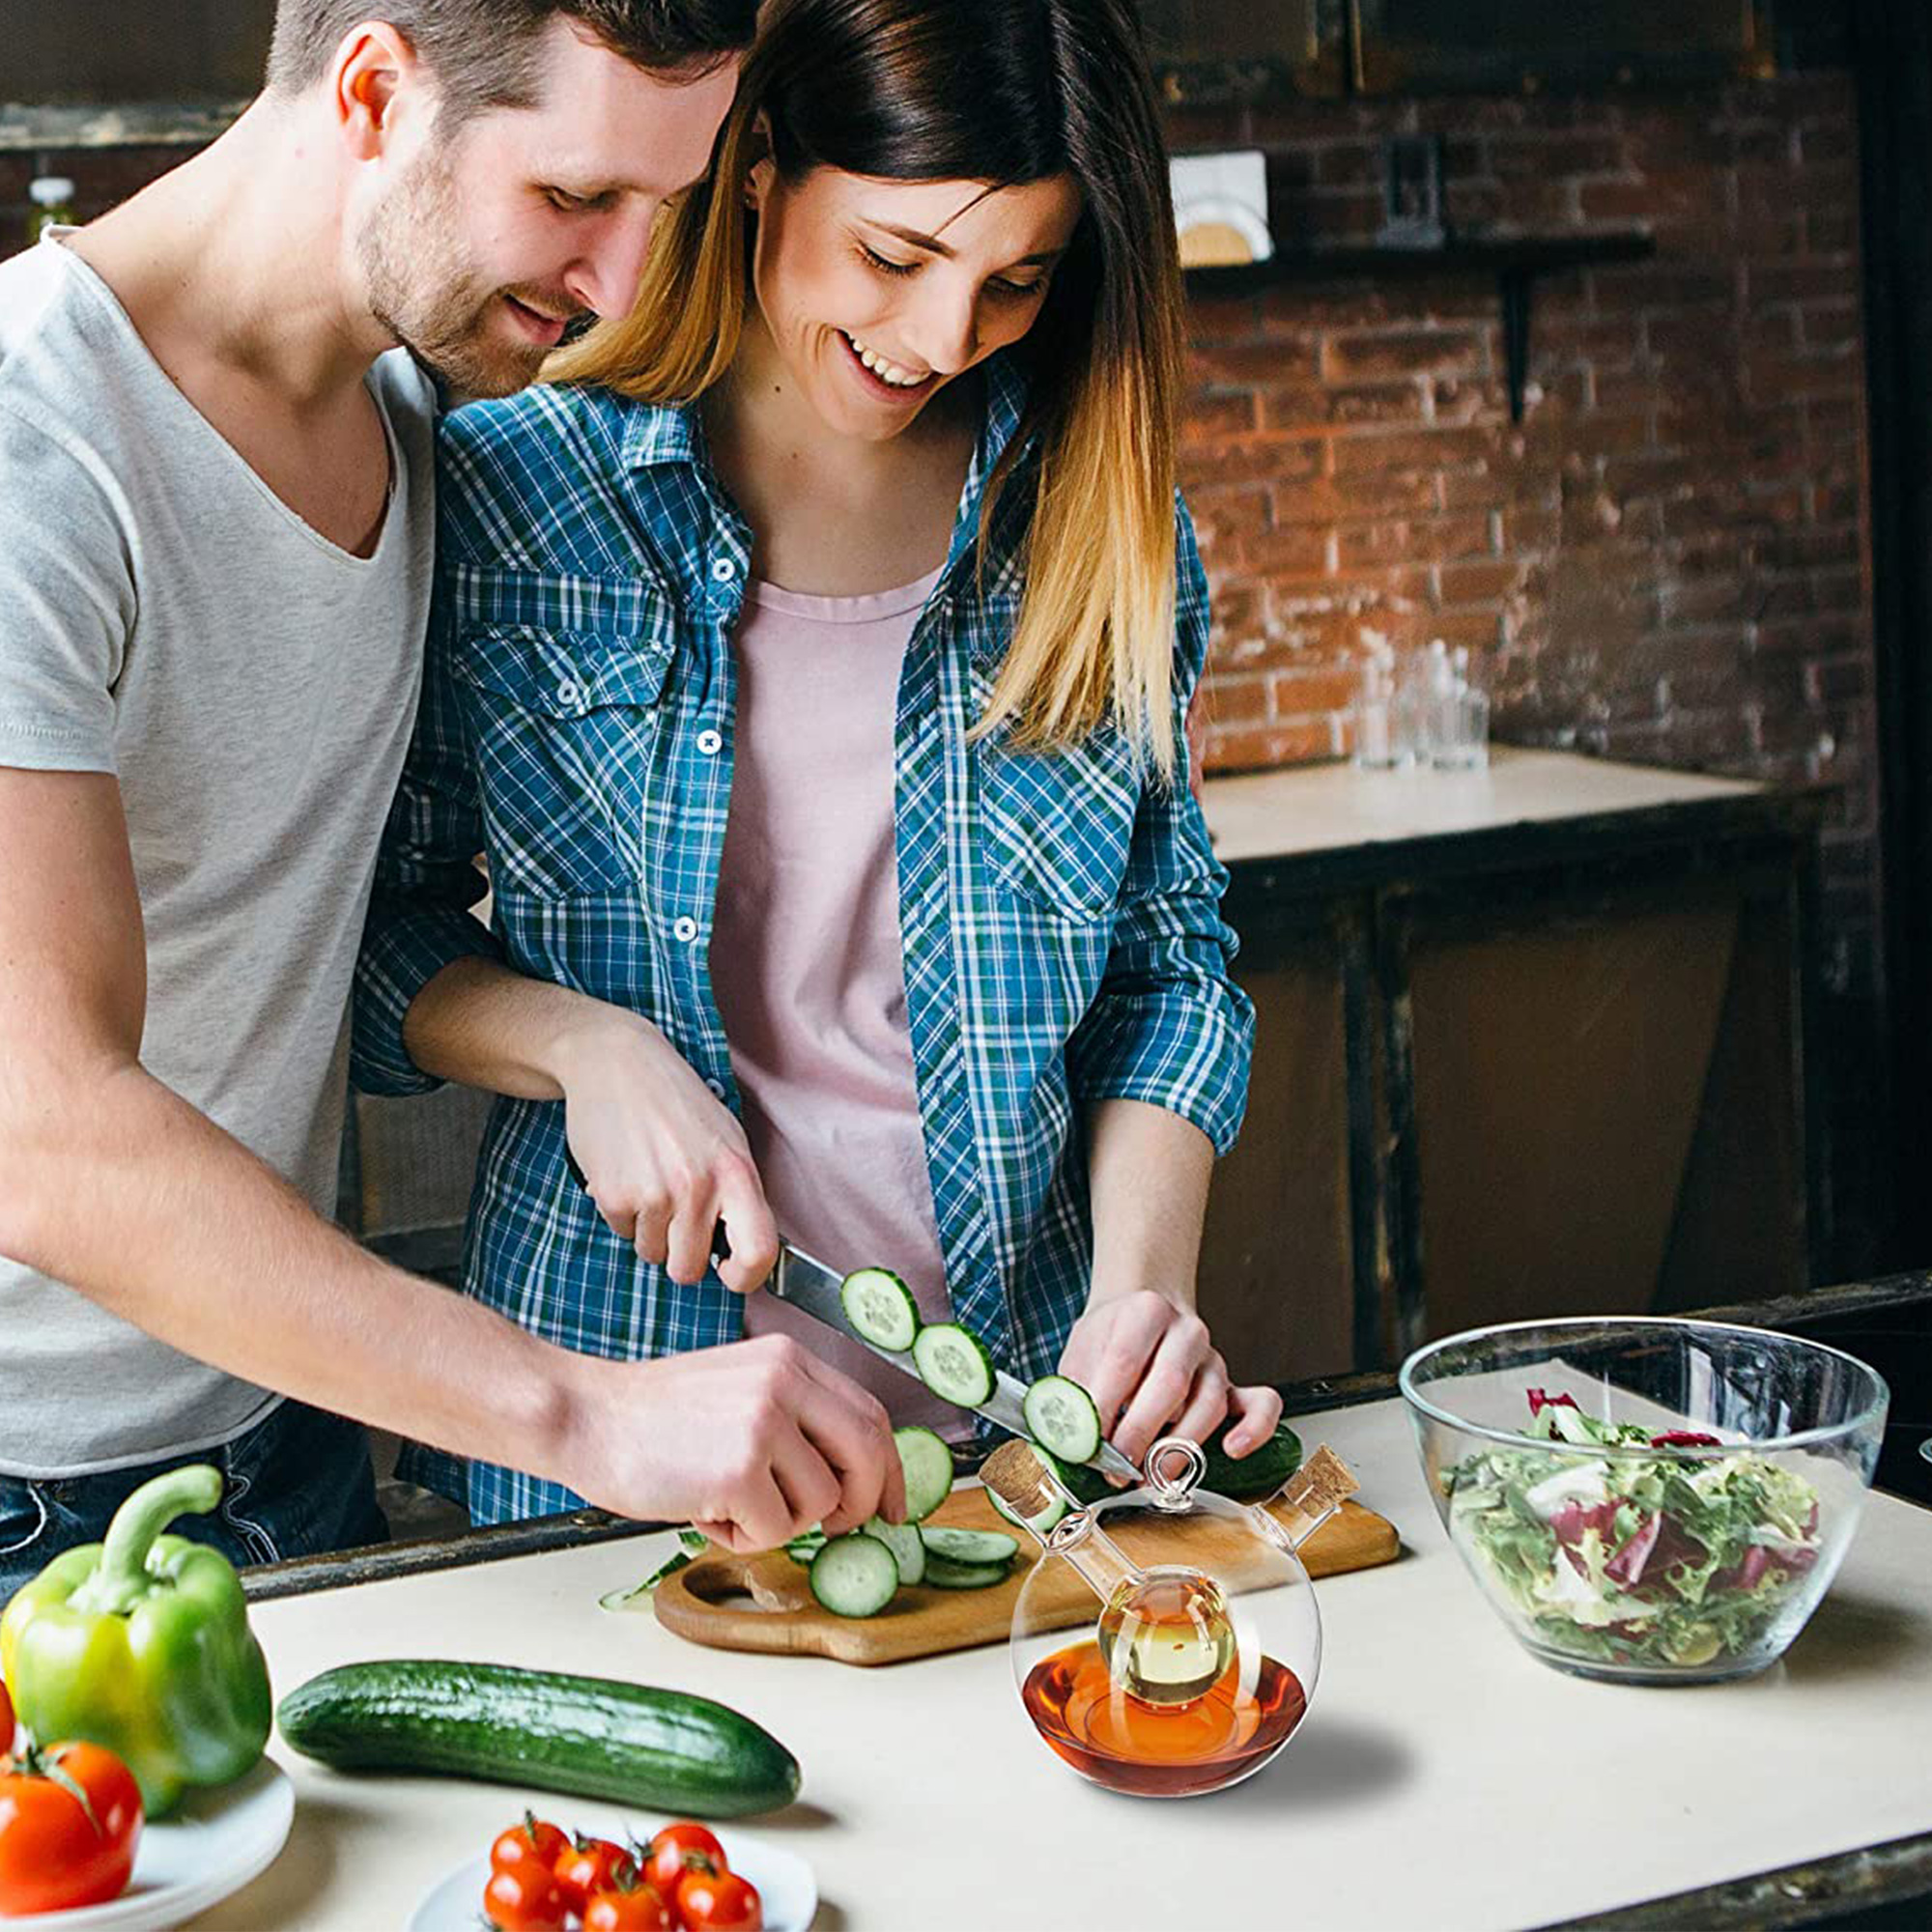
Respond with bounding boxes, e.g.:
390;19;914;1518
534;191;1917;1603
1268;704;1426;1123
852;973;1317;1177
1184;231;1658;422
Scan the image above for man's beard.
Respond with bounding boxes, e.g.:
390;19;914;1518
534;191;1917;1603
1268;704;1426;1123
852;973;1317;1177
358;140;570;401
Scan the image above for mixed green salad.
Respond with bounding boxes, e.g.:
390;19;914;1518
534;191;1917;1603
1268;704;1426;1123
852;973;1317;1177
1441;1390;1824;1668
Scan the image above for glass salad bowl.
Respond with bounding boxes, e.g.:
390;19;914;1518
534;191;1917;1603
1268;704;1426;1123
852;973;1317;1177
1400;1319;1889;1685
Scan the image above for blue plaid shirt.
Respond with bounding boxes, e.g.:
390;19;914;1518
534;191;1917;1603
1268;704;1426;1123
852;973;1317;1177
353;354;1254;1525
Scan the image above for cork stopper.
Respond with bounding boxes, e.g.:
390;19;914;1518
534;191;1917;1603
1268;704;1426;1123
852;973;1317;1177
981;1439;1059;1521
1277;1444;1358;1520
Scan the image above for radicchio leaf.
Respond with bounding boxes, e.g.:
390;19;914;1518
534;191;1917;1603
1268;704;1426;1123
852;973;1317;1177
1605;1511;1662;1587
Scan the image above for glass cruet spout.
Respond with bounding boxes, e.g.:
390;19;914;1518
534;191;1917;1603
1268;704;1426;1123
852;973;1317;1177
1260;1444;1361;1552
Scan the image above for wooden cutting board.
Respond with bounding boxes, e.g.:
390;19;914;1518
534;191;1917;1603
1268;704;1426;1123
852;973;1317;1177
651;1488;1400;1666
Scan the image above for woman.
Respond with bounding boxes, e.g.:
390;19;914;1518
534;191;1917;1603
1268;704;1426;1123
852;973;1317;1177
355;0;1275;1535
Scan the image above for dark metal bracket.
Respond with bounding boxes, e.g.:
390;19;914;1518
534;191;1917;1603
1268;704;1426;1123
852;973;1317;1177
1186;232;1657;423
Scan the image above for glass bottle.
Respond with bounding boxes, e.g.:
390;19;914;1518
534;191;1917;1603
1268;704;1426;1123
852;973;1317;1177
29;176;77;244
986;1437;1356;1798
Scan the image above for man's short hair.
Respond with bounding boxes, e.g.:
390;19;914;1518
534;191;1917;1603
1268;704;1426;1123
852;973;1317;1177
268;1;758;116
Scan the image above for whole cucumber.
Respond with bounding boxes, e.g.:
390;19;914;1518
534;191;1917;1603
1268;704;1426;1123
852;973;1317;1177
276;1661;800;1819
1043;1419;1304;1505
1205;1417;1303;1499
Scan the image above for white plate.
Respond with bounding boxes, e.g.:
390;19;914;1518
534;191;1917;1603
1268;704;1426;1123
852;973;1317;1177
0;1760;294;1930
409;1806;816;1932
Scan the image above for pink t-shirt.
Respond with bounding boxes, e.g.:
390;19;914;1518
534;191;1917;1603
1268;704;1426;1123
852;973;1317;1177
710;567;966;1439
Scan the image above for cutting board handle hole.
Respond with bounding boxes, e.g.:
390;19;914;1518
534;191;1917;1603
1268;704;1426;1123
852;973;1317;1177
682;1562;788;1613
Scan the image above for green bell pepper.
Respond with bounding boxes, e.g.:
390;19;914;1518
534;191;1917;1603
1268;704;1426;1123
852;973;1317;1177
0;1463;272;1816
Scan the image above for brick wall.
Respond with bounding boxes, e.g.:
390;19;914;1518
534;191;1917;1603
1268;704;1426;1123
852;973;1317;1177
1170;73;1886;1267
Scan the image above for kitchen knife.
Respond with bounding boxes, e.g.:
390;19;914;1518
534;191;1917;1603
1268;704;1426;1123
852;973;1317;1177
766;1237;1144;1487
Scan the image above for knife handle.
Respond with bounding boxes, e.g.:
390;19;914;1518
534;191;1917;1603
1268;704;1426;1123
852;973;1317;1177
564;1145;732;1263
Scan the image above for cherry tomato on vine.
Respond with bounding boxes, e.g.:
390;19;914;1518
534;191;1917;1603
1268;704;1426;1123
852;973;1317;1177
493;1814;569;1876
483;1862;569;1932
676;1862;763;1932
0;1741;143;1916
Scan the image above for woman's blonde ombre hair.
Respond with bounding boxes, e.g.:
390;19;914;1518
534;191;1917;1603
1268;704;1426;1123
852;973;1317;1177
549;0;1189;778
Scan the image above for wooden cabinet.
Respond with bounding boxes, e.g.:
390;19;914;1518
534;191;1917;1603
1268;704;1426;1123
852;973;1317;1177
1141;0;1776;99
1197;752;1821;1384
1193;919;1365;1385
1348;0;1773;93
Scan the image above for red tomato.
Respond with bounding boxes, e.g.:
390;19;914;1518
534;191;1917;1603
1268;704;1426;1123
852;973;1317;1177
642;1819;727;1893
676;1865;763;1932
555;1836;637;1913
483;1863;569;1932
0;1741;143;1915
585;1880;674;1932
493;1814;570;1875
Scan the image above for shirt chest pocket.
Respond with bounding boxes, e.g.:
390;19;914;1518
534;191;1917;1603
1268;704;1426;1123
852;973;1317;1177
978;722;1145;923
453;618;674;899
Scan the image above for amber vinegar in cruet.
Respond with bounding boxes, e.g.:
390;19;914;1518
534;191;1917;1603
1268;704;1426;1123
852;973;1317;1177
1021;1638;1310;1798
1022;1565;1309;1797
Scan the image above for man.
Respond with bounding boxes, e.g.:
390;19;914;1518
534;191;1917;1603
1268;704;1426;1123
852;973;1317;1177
0;0;905;1596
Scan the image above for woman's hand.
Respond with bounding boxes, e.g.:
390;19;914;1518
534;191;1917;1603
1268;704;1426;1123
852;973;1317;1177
553;1009;780;1293
1059;1290;1283;1472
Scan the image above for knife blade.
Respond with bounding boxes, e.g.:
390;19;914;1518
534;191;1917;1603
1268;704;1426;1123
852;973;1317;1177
767;1238;1142;1486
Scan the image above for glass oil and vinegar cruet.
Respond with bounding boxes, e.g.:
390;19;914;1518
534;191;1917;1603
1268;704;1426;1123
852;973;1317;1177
983;1437;1359;1798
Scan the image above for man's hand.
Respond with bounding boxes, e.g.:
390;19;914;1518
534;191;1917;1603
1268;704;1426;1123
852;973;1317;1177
553;1010;779;1293
1059;1290;1283;1471
567;1336;907;1551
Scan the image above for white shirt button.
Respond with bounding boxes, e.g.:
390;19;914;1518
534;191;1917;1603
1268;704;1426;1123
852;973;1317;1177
555;678;582;708
696;728;724;756
673;916;699;943
710;557;738;584
705;1078;726;1099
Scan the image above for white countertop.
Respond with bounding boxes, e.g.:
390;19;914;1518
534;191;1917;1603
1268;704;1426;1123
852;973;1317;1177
1201;749;1763;867
190;1397;1932;1931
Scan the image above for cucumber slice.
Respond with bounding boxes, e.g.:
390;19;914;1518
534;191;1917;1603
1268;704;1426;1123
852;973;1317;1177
598;1526;714;1609
919;1525;1019;1567
1021;1375;1103;1464
894;1426;954;1522
923;1551;1012;1590
912;1322;995;1407
782;1530;828;1568
865;1516;925;1587
598;1548;694;1610
839;1268;922;1351
809;1533;900;1618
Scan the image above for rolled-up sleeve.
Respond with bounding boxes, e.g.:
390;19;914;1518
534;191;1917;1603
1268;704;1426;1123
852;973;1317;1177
351;592;502;1096
1065;497;1255;1154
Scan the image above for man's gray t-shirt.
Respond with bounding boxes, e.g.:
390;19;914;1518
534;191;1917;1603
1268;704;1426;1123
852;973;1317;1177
0;236;437;1476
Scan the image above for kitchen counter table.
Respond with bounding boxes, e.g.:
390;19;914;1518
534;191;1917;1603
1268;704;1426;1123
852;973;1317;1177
196;1380;1932;1932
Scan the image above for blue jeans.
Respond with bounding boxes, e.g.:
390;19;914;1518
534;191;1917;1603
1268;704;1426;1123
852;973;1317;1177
0;1399;389;1604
